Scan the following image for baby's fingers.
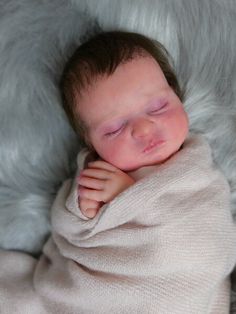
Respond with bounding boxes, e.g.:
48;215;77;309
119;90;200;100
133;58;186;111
79;186;105;202
87;160;117;172
80;168;110;180
78;176;104;190
79;198;100;218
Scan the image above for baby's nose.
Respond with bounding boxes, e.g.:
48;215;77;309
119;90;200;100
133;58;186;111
131;118;154;139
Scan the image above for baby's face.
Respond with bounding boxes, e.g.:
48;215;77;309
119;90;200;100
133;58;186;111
77;56;189;171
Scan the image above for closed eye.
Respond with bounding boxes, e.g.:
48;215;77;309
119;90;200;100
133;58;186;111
148;102;168;115
105;125;124;137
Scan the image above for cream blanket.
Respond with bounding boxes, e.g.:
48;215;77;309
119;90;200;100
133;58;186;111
0;134;236;314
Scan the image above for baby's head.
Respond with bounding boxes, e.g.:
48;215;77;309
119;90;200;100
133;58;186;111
60;31;188;171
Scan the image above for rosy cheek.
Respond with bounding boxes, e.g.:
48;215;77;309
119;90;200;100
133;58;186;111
166;107;188;136
103;148;116;162
93;141;117;163
165;105;181;119
92;132;129;166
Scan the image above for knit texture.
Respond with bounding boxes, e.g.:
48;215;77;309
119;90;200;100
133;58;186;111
0;134;235;313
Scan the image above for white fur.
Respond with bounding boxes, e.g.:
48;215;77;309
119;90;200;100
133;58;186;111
0;0;236;259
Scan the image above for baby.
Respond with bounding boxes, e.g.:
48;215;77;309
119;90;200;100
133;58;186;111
58;31;236;312
61;31;188;219
59;31;236;313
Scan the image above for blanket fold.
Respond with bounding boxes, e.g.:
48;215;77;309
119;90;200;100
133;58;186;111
0;134;236;314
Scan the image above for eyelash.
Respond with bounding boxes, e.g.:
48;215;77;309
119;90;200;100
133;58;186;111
148;102;167;114
105;125;124;137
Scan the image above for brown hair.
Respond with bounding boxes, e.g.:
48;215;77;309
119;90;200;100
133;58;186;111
60;30;184;147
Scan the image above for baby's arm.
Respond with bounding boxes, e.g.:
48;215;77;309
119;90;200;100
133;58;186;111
78;160;135;218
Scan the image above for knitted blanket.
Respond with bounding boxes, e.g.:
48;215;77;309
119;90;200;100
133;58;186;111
0;134;235;313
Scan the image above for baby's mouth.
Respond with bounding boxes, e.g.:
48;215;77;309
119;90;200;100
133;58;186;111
142;139;164;154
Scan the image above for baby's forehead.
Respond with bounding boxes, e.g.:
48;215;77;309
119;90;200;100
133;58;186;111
76;56;170;129
80;54;162;90
77;56;166;107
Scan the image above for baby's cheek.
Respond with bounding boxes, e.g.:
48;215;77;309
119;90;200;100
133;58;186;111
99;142;125;167
106;150;137;171
102;146;120;165
95;136;134;170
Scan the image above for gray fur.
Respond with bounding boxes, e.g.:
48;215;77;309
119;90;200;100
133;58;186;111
0;0;95;254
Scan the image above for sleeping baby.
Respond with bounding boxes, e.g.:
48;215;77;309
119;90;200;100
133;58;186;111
0;30;236;314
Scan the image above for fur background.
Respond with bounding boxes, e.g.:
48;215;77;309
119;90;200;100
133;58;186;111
0;0;236;309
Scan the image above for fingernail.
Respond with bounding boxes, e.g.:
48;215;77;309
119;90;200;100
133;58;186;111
85;208;96;218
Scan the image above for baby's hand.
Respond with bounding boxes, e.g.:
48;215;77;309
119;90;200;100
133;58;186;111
79;197;102;219
78;160;135;218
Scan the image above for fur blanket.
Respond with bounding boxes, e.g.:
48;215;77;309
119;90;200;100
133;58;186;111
0;134;235;313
